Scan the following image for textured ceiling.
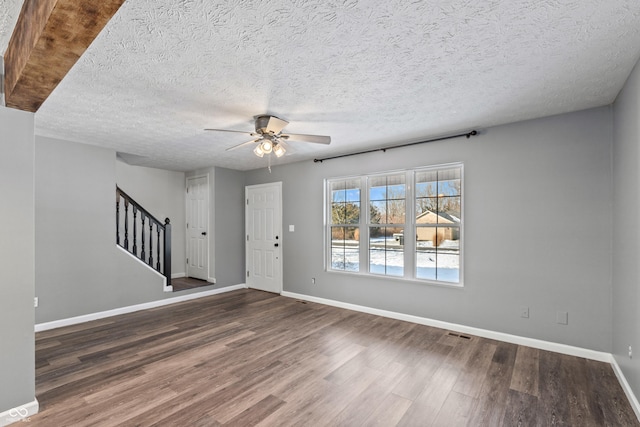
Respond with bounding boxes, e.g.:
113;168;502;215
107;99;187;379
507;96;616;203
2;0;640;171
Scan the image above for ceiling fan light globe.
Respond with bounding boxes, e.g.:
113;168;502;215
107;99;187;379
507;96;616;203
274;143;286;157
253;145;265;157
261;140;273;153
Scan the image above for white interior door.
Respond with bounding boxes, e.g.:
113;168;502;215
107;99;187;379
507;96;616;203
246;182;282;294
187;175;209;281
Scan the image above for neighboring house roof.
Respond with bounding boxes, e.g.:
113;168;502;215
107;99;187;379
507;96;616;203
416;210;460;224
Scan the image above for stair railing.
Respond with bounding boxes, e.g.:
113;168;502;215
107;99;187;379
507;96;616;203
116;186;171;285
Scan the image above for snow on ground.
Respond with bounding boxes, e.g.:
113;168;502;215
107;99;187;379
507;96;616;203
331;238;460;282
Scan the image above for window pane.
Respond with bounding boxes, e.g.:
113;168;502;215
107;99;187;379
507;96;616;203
437;168;461;196
416;247;436;280
370;226;404;276
331;202;345;224
387;199;405;223
331;226;359;271
330;201;359;224
331;179;361;202
370;183;387;200
345;188;360;203
388;183;405;199
436;253;459;283
370;201;386;224
416;226;459;282
438;196;461;222
416;170;438;196
369;174;406;224
330;178;361;225
416;201;439;224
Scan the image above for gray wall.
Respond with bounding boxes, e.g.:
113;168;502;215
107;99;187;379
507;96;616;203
185;167;246;287
214;167;246;285
613;58;640;396
35;137;117;323
116;160;186;276
35;137;237;324
0;106;35;412
246;107;613;352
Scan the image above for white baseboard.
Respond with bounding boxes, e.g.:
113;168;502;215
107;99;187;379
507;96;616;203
35;284;247;332
611;356;640;421
281;291;611;363
0;399;38;427
208;277;217;284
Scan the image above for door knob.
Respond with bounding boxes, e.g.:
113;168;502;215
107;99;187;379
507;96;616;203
274;243;279;247
201;232;207;236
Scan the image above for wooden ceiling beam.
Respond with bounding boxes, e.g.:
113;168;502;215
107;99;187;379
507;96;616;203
4;0;125;112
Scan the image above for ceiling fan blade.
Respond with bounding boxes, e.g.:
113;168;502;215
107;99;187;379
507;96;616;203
281;133;331;144
226;138;261;151
205;128;256;136
266;116;289;134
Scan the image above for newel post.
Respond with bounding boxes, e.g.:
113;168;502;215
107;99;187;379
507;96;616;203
164;218;172;285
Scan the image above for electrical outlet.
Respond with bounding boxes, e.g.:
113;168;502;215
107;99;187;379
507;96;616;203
34;297;38;308
311;278;316;284
629;345;633;359
520;306;529;318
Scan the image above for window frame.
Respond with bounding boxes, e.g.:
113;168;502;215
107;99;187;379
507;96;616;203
325;162;463;287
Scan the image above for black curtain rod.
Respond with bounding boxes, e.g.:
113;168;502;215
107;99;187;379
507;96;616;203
313;130;478;163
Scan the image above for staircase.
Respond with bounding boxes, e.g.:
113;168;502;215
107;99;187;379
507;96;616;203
116;186;171;286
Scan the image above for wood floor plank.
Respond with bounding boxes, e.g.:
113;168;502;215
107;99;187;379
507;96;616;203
360;392;413;427
510;345;540;396
432;390;476;426
537;349;572;425
327;361;406;426
223;394;285;427
467;341;518;425
452;338;497;398
26;289;639;426
392;342;452;400
397;337;477;427
501;388;539;426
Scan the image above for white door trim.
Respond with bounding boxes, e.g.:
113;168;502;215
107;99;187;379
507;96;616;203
245;181;283;294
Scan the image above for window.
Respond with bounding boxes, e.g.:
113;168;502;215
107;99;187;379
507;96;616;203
326;163;463;285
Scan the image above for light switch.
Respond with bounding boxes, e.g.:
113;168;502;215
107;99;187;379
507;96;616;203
289;224;295;232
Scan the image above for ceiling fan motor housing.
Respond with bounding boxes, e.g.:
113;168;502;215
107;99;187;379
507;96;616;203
255;115;275;134
255;114;290;136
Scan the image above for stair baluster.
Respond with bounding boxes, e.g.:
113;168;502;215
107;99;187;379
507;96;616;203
141;214;146;262
115;186;171;286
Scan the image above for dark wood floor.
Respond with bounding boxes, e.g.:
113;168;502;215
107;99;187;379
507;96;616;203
29;289;638;426
171;276;210;291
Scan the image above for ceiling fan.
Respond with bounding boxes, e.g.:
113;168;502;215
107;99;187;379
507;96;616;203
205;115;331;158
